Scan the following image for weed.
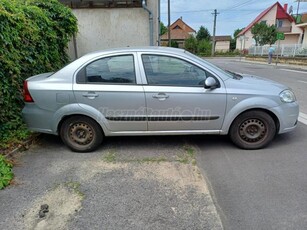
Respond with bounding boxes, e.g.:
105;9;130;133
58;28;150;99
0;155;14;189
103;150;117;163
65;181;85;199
176;144;196;164
136;156;167;164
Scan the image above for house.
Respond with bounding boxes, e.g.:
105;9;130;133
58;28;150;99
212;36;231;52
160;17;196;48
59;0;159;60
236;2;303;50
296;12;307;45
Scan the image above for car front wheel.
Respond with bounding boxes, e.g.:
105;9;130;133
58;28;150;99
60;116;103;152
229;110;276;149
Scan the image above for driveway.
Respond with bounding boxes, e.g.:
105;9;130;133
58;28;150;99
0;135;223;230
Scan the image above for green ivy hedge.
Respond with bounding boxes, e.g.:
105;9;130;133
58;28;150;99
0;155;13;189
0;0;77;149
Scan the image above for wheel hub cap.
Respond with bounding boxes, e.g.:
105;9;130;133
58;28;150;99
239;119;266;142
70;123;93;145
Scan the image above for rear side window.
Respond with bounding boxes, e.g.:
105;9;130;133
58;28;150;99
77;55;136;84
141;54;213;87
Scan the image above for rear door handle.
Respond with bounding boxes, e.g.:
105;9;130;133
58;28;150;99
82;92;99;99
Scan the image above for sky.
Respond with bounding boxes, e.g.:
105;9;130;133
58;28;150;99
160;0;307;37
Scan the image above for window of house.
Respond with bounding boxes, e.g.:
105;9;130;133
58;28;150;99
277;20;283;28
260;20;267;25
77;55;136;84
141;55;215;87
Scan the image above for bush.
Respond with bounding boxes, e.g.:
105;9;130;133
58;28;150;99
197;39;212;56
184;36;198;53
170;40;179;48
0;0;77;149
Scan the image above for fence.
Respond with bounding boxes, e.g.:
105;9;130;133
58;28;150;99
248;44;307;57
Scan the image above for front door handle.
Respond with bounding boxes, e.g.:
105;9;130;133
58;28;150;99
82;92;99;99
152;93;169;101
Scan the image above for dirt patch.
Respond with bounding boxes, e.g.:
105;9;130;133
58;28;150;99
133;162;208;194
24;184;82;230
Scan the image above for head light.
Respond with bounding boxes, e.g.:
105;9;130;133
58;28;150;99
280;89;296;103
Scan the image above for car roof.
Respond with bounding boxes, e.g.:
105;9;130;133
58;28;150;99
82;46;187;58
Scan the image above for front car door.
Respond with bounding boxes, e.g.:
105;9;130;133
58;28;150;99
73;53;147;132
139;53;227;132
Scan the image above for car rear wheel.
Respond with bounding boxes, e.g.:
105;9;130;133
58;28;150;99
60;116;103;152
229;110;276;149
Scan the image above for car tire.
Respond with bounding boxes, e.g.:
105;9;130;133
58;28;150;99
229;110;276;149
60;116;103;152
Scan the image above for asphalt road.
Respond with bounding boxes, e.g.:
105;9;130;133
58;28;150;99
197;58;307;230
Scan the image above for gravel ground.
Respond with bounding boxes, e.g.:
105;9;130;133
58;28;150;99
0;134;223;230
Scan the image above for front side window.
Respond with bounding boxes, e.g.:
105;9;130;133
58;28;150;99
78;55;136;84
142;55;214;86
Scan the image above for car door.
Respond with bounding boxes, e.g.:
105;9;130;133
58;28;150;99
73;53;147;132
139;53;227;132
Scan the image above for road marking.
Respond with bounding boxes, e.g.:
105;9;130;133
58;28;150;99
280;69;307;74
299;112;307;126
298;80;307;84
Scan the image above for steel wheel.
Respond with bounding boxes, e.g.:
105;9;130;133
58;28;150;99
239;118;267;143
229;110;276;149
60;116;103;152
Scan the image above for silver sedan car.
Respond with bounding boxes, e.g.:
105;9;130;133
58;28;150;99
22;47;299;152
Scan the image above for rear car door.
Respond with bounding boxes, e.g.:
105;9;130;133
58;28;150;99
73;53;147;132
139;53;227;131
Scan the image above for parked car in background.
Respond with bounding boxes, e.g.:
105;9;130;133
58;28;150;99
22;47;299;152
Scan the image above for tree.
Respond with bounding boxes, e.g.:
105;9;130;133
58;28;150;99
184;36;198;53
196;26;211;41
233;28;244;38
251;23;277;46
265;25;278;45
160;22;167;35
230;27;244;51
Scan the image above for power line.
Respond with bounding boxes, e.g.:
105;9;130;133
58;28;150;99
221;0;257;12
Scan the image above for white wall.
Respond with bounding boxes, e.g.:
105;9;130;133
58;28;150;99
67;1;158;59
303;27;307;45
216;41;230;52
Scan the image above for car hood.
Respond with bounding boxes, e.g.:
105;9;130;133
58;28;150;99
224;73;288;95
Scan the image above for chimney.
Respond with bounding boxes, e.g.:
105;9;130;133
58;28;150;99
284;4;288;12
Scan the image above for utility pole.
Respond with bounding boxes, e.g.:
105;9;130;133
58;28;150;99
296;0;300;17
211;9;219;56
168;0;171;47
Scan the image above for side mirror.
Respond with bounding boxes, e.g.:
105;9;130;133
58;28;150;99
204;77;218;89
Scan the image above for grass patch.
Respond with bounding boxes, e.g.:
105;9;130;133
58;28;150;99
136;156;167;164
176;144;196;165
102;149;117;163
65;181;85;199
0;155;14;189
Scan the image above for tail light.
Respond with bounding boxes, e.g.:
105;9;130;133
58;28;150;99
23;81;34;102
